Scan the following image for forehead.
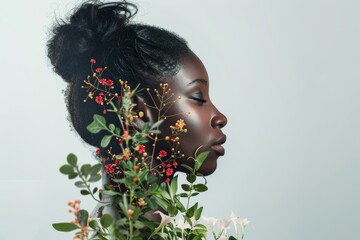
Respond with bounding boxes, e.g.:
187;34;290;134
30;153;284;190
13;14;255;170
170;52;209;88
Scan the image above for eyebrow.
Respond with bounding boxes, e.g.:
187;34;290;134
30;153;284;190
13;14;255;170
186;78;208;87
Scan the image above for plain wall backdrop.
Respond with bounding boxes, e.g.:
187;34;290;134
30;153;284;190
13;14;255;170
0;0;359;239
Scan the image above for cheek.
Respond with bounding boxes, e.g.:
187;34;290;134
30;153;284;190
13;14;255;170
176;105;219;172
156;101;219;175
159;102;210;154
181;107;211;152
179;105;222;175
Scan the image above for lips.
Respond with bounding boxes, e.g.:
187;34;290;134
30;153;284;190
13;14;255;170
211;135;226;156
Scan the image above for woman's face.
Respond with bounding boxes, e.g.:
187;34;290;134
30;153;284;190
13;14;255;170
154;52;228;175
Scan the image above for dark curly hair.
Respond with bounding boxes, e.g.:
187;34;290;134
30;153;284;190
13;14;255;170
47;1;191;148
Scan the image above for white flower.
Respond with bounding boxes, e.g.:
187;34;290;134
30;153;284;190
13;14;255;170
238;218;251;228
203;216;218;229
218;236;227;240
230;212;251;229
219;219;231;230
176;219;191;230
154;211;174;231
189;216;200;229
230;211;239;225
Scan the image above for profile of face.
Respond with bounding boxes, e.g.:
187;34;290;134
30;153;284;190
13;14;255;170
146;51;228;176
47;0;227;181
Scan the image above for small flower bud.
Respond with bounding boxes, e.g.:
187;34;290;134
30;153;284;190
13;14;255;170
127;209;134;217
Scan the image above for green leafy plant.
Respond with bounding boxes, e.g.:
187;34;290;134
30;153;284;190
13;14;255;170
53;59;250;240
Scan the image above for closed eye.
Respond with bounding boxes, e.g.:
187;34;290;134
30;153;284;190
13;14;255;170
190;97;206;103
189;92;207;104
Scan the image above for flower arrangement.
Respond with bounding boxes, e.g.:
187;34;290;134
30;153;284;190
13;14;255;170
53;59;250;240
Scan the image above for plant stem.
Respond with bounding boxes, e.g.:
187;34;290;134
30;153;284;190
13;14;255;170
128;217;133;240
185;168;196;212
75;166;109;204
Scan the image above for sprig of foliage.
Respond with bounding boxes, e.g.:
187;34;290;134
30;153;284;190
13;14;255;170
53;59;250;240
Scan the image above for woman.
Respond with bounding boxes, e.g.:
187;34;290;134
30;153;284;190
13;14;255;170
48;1;227;236
48;1;227;175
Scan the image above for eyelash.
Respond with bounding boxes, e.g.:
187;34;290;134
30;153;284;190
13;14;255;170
189;92;207;105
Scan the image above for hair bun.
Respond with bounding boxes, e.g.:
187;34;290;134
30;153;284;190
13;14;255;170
47;1;137;83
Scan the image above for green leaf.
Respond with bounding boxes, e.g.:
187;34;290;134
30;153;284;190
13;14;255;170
194;151;210;171
59;164;74;175
68;173;78;179
88;174;101;182
186;174;196;183
114;232;127;240
148;129;161;134
229;236;237;240
133;221;145;229
77;209;89;227
193;184;208;192
142;122;150;133
98;235;107;240
98;191;102;200
80;189;90;195
112;178;126;184
89;219;98;229
170;175;178;197
74;181;86;188
92;187;98;194
157;233;169;239
101;135;112;148
100;214;114;228
52;223;79;232
67;153;77;166
194;223;207;230
154;196;170;210
186;203;198;218
80;164;91;177
109;123;115;131
101;190;121;196
191;192;199;197
181;184;191;192
115;127;121;135
131;83;141;96
180;164;193;173
158;189;171;200
150;119;164;130
183;216;192;226
194;206;203;220
179;193;188;198
90;164;102;175
167;205;178;216
86;114;107;133
190;234;204;240
174;196;186;212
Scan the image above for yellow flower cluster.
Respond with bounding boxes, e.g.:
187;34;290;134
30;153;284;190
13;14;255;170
170;119;187;134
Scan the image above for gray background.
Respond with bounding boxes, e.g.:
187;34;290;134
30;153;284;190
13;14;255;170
0;0;359;239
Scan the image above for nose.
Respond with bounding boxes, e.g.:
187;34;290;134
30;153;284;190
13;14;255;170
210;105;228;129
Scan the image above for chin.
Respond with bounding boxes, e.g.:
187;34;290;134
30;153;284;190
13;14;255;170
198;155;218;176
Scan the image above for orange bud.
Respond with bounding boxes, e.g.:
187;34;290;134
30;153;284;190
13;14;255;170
127;209;134;217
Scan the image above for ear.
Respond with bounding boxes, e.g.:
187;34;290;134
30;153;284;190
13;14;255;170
132;95;155;131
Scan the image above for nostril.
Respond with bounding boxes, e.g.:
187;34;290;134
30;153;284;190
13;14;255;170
219;122;226;129
211;112;227;128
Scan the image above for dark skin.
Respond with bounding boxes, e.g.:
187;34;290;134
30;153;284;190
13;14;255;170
140;51;228;176
97;50;227;222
